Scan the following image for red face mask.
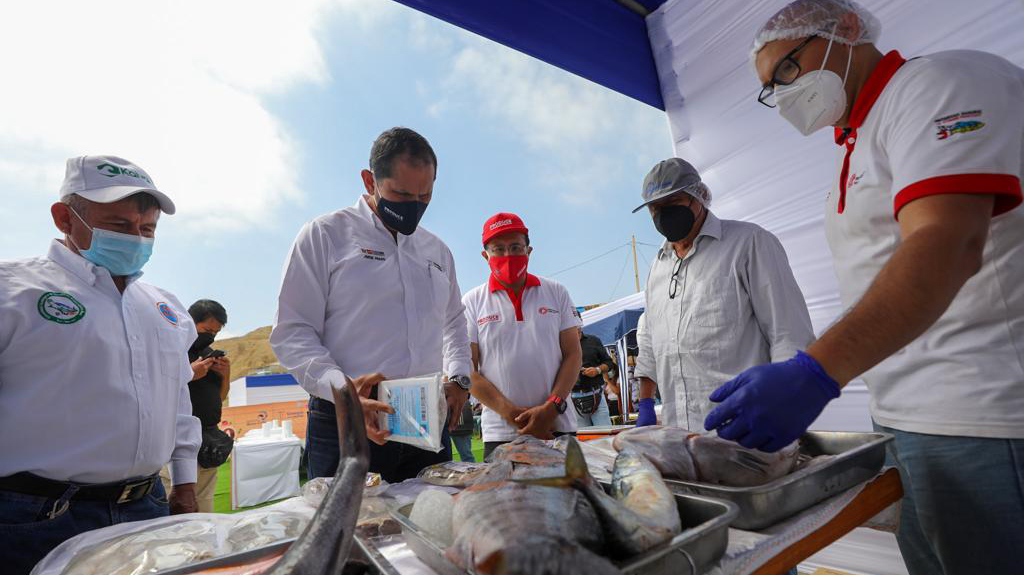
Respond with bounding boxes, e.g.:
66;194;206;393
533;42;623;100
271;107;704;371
488;255;529;286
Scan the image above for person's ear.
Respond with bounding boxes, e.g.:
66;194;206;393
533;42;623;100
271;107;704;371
360;170;376;195
51;203;73;234
481;250;489;262
837;11;861;43
526;246;533;256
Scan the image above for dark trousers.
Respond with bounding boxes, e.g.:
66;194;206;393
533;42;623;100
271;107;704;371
306;396;452;484
0;478;168;575
482;431;576;461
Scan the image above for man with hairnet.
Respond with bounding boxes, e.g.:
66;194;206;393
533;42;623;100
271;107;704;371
706;1;1024;572
632;158;814;431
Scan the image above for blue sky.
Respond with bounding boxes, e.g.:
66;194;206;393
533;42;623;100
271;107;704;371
0;0;674;338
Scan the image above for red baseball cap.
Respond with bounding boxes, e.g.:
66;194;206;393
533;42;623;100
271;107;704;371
482;212;529;246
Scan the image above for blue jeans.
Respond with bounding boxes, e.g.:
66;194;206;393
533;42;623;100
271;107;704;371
0;478;168;575
451;435;475;462
574;392;612;428
307;396;452;483
875;423;1024;575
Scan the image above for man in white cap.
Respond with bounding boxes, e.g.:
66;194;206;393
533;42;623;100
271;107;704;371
706;1;1024;573
0;155;200;574
632;158;814;431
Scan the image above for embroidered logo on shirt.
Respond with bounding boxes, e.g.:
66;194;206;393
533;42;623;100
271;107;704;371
360;248;386;261
934;110;984;140
477;313;500;326
846;171;865;190
157;302;179;325
538;307;559;315
428;260;444;273
37;292;86;324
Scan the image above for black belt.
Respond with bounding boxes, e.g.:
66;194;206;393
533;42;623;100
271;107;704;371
0;472;158;504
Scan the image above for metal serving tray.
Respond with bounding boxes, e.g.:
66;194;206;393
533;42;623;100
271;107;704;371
390;491;737;575
664;431;892;530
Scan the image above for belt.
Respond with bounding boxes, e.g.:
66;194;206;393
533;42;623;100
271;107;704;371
0;472;158;504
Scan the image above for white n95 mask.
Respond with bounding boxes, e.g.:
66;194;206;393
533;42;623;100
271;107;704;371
775;70;847;136
774;29;851;136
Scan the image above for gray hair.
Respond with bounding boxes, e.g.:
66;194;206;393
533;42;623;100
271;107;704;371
61;192;161;216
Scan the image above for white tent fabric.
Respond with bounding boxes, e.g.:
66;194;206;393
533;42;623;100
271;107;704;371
646;2;1024;573
580;291;644;326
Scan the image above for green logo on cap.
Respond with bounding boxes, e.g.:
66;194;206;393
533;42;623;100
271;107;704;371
96;163;152;184
37;292;86;324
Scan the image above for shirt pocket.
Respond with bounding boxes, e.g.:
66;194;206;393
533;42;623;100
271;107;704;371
427;259;451;311
689;277;737;328
156;326;189;383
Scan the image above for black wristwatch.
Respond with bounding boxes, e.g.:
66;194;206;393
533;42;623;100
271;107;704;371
451;375;472;392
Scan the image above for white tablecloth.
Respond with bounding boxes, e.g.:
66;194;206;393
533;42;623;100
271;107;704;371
230;435;302;509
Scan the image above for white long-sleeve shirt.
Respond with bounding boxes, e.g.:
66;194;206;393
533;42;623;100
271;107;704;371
271;196;471;400
635;211;814;429
0;241;200;484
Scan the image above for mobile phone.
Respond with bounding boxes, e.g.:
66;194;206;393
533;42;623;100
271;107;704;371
207;349;226;358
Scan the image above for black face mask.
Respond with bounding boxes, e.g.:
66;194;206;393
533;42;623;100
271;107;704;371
190;332;216;356
376;193;428;236
653;204;697;242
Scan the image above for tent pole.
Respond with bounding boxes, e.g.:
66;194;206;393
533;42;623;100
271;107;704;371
614;0;651;17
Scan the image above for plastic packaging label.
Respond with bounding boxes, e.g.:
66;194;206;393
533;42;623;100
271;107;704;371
378;373;446;452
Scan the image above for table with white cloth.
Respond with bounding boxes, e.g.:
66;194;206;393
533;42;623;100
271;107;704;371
230;434;303;509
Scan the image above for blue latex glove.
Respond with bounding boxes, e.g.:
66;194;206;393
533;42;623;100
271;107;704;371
636;398;657;427
703;351;840;452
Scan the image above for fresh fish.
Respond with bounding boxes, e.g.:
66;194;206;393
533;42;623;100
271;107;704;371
447;439;621;575
613;426;801;487
263;377;369;575
487;435;567;467
613;425;697;480
417;461;491;487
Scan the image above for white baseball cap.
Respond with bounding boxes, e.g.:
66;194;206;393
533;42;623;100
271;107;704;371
59;155;175;214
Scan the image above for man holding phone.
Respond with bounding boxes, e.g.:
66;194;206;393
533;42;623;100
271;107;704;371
160;299;231;512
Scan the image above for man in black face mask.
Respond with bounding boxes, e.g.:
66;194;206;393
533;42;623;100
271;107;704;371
271;127;472;483
160;299;230;512
631;158;815;431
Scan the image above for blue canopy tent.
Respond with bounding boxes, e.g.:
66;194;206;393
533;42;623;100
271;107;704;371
390;0;668;109
580;291;645;346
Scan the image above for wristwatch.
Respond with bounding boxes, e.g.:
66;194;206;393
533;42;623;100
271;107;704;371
547;394;568;414
451;375;472;392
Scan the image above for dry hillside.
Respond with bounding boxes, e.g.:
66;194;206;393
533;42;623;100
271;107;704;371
213;326;284;379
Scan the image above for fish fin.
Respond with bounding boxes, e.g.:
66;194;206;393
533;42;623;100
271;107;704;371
508;437;591;488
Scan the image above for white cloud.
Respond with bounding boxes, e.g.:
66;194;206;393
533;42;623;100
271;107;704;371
0;0;366;231
430;35;671;206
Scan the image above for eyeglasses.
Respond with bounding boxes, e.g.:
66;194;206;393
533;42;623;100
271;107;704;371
486;244;527;256
668;257;683;299
757;35;815;108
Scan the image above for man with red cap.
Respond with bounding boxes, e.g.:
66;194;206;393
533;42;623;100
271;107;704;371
462;213;583;458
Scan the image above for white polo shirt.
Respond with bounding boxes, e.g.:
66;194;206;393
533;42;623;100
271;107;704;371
271;196;471;400
463;274;581;442
824;50;1024;438
0;240;200;484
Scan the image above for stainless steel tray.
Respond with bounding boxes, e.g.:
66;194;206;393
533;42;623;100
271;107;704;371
390;491;737;575
664;431;892;530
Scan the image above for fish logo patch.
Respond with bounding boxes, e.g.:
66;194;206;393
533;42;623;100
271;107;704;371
934;110;985;140
38;292;86;324
538;307;559;315
846;171;864;190
157;302;179;325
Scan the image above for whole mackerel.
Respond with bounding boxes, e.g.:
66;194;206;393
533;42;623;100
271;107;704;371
262;377;369;575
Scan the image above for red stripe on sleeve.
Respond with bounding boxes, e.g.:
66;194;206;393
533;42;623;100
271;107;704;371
894;173;1022;219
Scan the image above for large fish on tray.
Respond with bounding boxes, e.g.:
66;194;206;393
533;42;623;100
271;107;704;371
445;436;681;574
259;378;370;575
612;425;801;487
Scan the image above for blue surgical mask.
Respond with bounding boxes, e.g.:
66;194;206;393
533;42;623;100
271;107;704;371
68;208;154;276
